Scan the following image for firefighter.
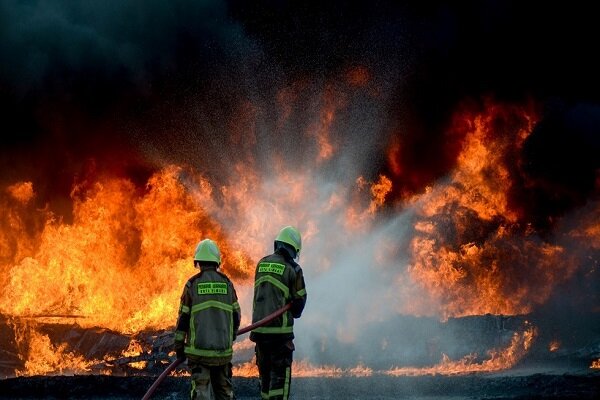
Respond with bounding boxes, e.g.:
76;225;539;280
174;239;241;400
250;226;307;400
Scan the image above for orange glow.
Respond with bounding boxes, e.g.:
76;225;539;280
345;66;371;87
591;358;600;369
7;182;34;203
549;340;560;352
346;175;393;230
387;138;402;176
569;202;600;249
307;85;348;162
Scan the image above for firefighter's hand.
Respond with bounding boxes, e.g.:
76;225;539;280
176;347;185;360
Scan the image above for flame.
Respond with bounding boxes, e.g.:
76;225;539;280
345;66;371;87
309;85;341;162
169;368;191;377
293;360;344;378
347;175;393;230
1;92;596;378
118;339;147;370
232;336;537;380
418;106;533;222
404;104;579;318
7;182;34;204
0;167;258;335
232;357;374;378
12;322;93;377
1;170;197;333
386;325;536;376
368;175;393;214
232;358;258;378
235;360;373;378
591;359;600;369
549;340;560;352
1;155;389;375
232;326;534;378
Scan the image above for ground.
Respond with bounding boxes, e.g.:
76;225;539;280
0;365;599;400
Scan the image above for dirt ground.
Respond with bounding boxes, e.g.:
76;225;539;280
1;366;599;400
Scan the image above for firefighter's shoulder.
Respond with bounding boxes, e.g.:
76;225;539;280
289;259;302;274
185;271;204;287
215;269;234;283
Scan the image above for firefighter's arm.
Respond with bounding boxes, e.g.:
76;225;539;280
231;283;241;339
174;282;192;358
291;267;307;318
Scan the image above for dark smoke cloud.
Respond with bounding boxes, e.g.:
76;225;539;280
513;102;600;231
0;0;265;213
389;2;597;180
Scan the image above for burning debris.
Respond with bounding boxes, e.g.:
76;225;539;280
0;314;175;378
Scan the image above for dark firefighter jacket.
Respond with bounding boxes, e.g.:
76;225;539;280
250;250;307;342
174;265;241;365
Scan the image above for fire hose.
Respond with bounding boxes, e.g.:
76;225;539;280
141;303;292;400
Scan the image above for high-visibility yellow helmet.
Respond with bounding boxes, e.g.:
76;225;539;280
194;239;221;265
275;226;302;256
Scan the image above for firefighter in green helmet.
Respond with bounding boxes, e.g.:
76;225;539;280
174;239;241;400
250;226;307;400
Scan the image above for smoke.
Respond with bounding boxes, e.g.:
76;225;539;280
294;211;418;366
2;0;598;205
0;0;263;210
512;102;600;231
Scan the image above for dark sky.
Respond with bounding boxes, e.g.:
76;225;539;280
0;0;598;227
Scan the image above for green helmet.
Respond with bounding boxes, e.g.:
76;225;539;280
275;226;302;256
194;239;221;265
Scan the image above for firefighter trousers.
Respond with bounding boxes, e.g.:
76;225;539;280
188;361;234;400
255;340;294;400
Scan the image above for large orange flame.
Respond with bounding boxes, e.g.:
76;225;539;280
1;143;390;376
1;92;597;378
403;103;583;319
